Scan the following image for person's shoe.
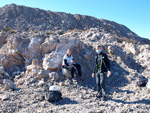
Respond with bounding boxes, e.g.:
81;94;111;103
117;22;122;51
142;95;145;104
96;93;102;99
72;78;77;82
101;96;106;101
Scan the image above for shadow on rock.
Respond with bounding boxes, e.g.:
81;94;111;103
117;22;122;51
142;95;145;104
107;61;129;88
109;98;150;105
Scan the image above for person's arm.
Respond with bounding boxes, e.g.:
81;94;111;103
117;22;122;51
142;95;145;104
64;59;69;66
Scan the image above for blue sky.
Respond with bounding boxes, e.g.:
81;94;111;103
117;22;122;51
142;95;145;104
1;0;150;39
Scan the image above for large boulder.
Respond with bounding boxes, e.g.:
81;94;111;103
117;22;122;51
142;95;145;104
125;43;139;55
27;36;44;62
40;36;59;54
43;51;62;71
0;36;30;74
62;68;71;78
62;68;76;78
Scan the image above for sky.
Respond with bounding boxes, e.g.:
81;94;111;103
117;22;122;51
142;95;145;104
0;0;150;39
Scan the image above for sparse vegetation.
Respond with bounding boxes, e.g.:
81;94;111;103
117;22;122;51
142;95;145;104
45;31;54;35
108;26;112;30
34;29;39;33
122;37;137;43
3;27;12;32
67;30;72;33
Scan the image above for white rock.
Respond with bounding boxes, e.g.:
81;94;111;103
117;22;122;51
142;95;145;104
59;82;63;87
146;79;150;89
38;80;45;86
21;72;25;76
48;82;52;87
40;37;58;54
27;37;42;61
4;72;10;77
0;66;5;74
12;72;17;75
43;51;62;71
16;79;25;86
17;71;20;75
64;79;71;85
62;68;76;78
3;79;16;90
62;68;71;78
2;93;10;101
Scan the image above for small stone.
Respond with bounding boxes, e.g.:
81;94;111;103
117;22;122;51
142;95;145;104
64;79;71;85
48;82;52;87
12;72;17;75
21;72;25;76
59;82;63;87
15;75;22;80
17;71;20;75
3;79;16;90
16;79;25;86
38;80;45;86
2;93;10;101
4;72;10;77
79;94;84;99
0;66;5;74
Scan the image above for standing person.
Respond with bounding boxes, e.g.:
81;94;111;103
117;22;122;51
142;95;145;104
62;49;83;81
92;45;111;101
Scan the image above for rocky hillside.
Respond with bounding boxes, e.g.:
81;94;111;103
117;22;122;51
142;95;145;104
1;3;150;44
0;4;150;113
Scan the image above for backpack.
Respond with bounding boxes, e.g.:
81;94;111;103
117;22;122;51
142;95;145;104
137;80;148;87
45;91;62;102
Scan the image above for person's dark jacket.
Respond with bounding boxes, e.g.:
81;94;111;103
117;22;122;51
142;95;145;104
93;52;110;74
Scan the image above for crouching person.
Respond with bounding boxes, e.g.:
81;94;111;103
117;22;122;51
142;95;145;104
62;49;84;81
92;45;111;101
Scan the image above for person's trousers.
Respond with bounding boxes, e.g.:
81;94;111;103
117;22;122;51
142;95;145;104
63;64;82;78
96;72;106;97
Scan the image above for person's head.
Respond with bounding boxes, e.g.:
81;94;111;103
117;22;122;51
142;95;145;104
96;45;102;54
66;49;72;56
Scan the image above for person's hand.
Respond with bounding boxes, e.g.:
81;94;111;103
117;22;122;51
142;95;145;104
107;71;111;77
71;60;74;64
72;65;76;69
92;73;95;78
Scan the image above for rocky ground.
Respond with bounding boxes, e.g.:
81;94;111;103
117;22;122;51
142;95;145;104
0;74;150;113
0;4;150;113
